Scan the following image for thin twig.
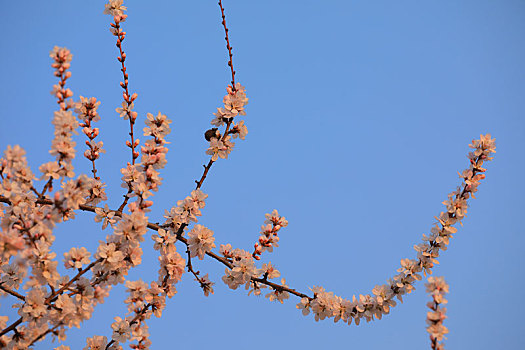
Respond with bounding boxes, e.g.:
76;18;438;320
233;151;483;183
113;19;138;165
218;0;236;90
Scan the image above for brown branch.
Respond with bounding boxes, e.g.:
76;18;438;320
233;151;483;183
45;258;103;304
0;283;25;301
29;323;62;346
38;178;54;199
117;186;133;212
0;317;22;337
186;248;206;290
195;160;214;190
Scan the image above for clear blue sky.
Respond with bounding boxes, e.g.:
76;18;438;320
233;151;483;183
1;1;524;349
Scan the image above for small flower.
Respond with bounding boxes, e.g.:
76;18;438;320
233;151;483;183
143;112;171;139
1;264;24;289
111;316;131;343
231;120;248;140
152;228;177;251
264;209;288;229
296;297;311;316
39;161;61;180
231;256;258;284
261;262;280;279
64;247;91;269
115;101;137;120
265;278;290;304
188;225;216;260
50;46;73;64
206;138;230;162
84;335;108;350
220;244;233;258
96;242;124;266
94;204;119;229
199;273;215;297
104;0;127;17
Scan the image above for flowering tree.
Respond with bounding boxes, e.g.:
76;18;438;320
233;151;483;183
0;1;498;349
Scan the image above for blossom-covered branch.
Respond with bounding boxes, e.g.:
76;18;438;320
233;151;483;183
106;1;139;167
76;97;105;181
291;134;495;325
104;1;141;213
38;47;78;198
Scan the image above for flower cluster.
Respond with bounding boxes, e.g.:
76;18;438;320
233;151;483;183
49;46;74;110
188;225;216;260
154;241;185;298
104;0;127;18
205;83;249;162
52;175;94;216
211;83;249;125
205;137;234;162
163;189;208;231
94;203;148;283
425;276;449;350
152;189;210;300
63;247;91;270
76;96;105;181
220;243;284;300
221;246;259;290
0;145;116;347
37;46;79;196
253;209;288;259
115;279;170;349
0;145;35;208
295;134;496;326
83;335;109;350
106;225;186;348
119;112;172;211
39;109;78;182
215;211;288;301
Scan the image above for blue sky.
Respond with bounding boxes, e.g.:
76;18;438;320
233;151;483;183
1;1;524;349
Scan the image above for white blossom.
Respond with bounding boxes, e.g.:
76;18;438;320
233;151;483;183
188;225;216;260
